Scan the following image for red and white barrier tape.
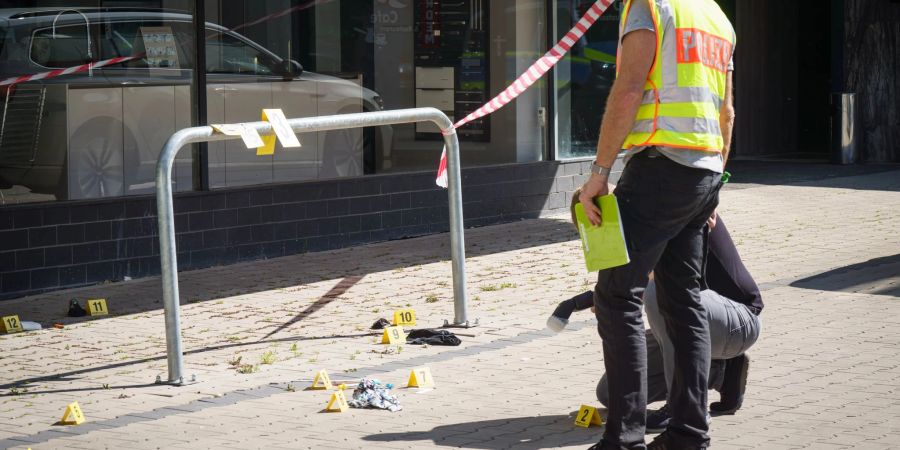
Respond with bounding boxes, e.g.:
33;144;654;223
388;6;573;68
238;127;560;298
0;54;144;88
436;0;614;187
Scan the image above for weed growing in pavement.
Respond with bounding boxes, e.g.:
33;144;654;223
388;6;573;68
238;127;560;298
425;294;439;303
260;351;276;365
237;364;259;374
290;342;298;353
479;285;499;292
286;383;296;392
499;282;517;289
227;355;243;367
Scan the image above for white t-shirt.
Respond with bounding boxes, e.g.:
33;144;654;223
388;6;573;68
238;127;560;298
620;0;734;173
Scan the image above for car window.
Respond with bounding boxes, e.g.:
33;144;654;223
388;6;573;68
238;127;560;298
97;21;194;69
30;25;92;68
206;31;279;76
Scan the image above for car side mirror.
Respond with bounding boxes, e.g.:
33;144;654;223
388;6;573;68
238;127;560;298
281;59;303;80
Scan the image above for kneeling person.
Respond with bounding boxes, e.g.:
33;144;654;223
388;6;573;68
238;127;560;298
549;191;763;432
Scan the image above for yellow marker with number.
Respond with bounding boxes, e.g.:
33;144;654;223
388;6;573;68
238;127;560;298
392;309;417;326
1;315;22;334
86;299;108;316
380;326;405;344
60;401;86;425
574;405;603;428
407;367;435;388
310;369;334;390
325;389;349;413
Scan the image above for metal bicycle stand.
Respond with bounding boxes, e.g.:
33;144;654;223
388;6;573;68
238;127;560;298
155;108;473;385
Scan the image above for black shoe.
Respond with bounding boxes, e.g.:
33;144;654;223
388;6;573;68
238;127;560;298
647;431;709;450
67;299;87;317
587;441;626;450
646;404;671;434
710;353;749;416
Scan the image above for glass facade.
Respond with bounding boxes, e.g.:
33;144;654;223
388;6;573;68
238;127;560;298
553;0;623;160
0;0;550;205
0;1;197;204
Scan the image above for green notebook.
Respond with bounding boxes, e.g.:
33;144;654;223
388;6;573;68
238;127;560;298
573;194;630;272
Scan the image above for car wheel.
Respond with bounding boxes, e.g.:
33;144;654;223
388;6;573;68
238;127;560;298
68;117;124;199
321;126;364;179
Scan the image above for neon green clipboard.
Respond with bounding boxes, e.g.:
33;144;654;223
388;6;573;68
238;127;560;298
573;194;630;271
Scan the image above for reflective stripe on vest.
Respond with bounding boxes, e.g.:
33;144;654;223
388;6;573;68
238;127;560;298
619;0;735;152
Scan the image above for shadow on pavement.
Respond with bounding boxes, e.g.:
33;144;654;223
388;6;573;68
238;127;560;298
724;161;900;191
0;216;580;325
0;330;381;391
790;254;900;297
363;413;604;449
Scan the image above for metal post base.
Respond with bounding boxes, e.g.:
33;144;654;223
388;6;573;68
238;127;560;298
155;374;199;386
442;318;479;329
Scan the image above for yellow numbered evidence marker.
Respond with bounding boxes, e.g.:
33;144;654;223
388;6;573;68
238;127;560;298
393;309;417;326
309;369;334;390
380;326;405;345
1;315;22;333
86;299;108;316
574;405;603;428
407;367;435;388
325;389;350;413
59;401;86;425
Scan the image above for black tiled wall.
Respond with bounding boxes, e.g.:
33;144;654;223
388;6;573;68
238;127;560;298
0;160;594;300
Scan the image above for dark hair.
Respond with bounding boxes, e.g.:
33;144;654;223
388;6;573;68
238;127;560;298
570;188;581;228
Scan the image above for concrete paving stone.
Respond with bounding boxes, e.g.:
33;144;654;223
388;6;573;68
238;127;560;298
0;169;899;449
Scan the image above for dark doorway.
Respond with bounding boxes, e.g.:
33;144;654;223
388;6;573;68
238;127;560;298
734;0;833;160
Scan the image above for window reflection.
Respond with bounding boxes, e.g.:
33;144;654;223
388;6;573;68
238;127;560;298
555;0;622;160
0;0;550;204
0;3;195;204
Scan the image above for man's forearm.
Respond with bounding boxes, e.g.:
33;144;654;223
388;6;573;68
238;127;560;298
720;71;735;165
720;105;735;164
594;82;644;169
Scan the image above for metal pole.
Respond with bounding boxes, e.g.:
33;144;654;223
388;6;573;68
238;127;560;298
441;128;470;327
155;108;470;384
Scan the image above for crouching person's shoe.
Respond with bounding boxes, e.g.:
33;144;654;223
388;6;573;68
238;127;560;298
647;431;709;450
710;354;749;415
645;404;671;434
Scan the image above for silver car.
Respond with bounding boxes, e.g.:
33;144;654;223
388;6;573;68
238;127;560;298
0;8;392;201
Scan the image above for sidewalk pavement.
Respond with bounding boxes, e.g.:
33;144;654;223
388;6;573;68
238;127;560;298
0;166;898;450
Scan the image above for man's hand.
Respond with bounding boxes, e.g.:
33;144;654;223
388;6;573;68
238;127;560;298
579;174;610;226
707;210;718;230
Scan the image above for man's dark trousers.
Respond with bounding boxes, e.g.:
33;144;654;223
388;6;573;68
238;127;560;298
594;149;722;449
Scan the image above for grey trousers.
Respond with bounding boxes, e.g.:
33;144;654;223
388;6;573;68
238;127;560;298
597;280;761;407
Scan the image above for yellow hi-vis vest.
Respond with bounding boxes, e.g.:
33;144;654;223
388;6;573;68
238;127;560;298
619;0;735;152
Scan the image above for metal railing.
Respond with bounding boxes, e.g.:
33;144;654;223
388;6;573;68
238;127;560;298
155;108;470;385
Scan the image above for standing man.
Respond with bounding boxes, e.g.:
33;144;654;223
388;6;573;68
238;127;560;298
579;0;736;449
